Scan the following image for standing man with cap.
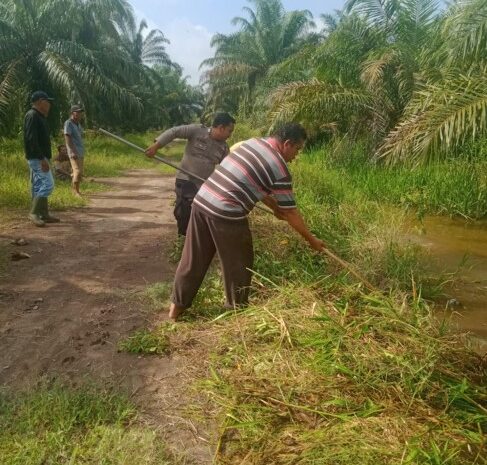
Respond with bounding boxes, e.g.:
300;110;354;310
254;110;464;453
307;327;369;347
23;90;59;226
64;104;85;197
145;113;236;236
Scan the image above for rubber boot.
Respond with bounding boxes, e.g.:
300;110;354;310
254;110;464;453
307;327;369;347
28;197;45;227
39;197;60;223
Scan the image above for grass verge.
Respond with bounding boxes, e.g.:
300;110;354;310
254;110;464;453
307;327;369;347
198;284;486;465
301;142;487;219
0;382;180;465
0;132;184;218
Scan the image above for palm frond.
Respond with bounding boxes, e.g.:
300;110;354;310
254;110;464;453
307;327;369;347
0;57;23;125
268;78;373;128
378;69;487;163
344;0;399;29
441;0;487;63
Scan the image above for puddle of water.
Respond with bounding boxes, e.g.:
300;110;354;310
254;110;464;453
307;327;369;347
409;216;487;341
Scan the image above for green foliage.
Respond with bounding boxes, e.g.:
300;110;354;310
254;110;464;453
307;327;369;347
0;0;201;136
303;142;487;219
227;120;263;146
198;284;486;465
201;0;316;114
118;325;173;355
219;0;487;164
0;383;174;464
144;282;172;308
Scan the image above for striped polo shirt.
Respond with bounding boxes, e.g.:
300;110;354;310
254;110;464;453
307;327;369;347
193;138;296;220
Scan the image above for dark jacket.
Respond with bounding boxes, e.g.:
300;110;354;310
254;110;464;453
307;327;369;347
23;108;52;160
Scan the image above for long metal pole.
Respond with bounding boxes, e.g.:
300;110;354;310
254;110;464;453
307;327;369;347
98;128;376;292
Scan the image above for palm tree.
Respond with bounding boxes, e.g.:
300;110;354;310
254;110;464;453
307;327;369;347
377;0;487;163
268;12;384;137
268;0;442;146
201;0;315;113
0;0;142;134
119;18;171;67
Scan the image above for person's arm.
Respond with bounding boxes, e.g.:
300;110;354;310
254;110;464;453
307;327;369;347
64;134;78;160
145;124;198;158
279;207;325;251
64;122;78;160
262;195;286;220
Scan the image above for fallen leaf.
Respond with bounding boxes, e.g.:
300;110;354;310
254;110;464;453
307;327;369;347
11;252;31;261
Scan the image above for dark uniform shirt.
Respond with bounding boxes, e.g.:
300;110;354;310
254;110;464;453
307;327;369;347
155;124;229;187
23;108;52;160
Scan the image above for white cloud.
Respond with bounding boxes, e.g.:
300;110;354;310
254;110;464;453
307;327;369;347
164;18;213;85
132;7;213;85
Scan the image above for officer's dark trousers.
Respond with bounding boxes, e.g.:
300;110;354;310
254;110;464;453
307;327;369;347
174;179;199;236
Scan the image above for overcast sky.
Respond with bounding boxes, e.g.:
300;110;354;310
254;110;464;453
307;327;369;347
130;0;345;84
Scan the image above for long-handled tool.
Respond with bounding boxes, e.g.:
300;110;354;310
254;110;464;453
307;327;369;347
98;128;272;215
98;128;206;183
98;128;377;292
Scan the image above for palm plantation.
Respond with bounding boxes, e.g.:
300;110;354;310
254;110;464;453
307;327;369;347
0;1;485;464
277;0;486;163
0;0;201;135
201;0;316;114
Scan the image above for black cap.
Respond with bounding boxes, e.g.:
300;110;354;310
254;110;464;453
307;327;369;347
31;91;54;103
70;104;84;113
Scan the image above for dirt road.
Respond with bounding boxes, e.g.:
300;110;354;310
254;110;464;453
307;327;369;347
0;170;212;462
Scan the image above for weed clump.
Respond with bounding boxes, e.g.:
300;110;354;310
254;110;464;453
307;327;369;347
118;324;174;355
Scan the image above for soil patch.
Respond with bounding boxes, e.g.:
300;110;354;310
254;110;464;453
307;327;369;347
0;170;212;463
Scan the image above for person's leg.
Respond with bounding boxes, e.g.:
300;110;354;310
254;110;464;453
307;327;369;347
27;159;45;227
37;164;59;223
76;157;83;194
173;180;198;236
70;157;82;197
171;206;217;320
211;217;254;308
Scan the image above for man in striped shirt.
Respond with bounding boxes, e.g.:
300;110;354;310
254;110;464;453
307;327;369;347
169;122;325;320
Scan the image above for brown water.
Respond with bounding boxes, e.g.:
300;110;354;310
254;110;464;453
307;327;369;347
408;216;487;342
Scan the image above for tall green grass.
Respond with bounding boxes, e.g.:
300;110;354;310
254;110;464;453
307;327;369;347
0;132;184;214
300;140;487;219
197;285;486;465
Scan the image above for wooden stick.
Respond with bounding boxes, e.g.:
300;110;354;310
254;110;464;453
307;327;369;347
320;247;377;292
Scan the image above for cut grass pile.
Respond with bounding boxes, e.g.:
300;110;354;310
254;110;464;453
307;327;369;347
123;275;486;464
197;284;486;465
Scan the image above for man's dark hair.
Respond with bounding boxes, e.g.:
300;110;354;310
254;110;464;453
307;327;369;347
212;112;236;127
272;122;307;143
